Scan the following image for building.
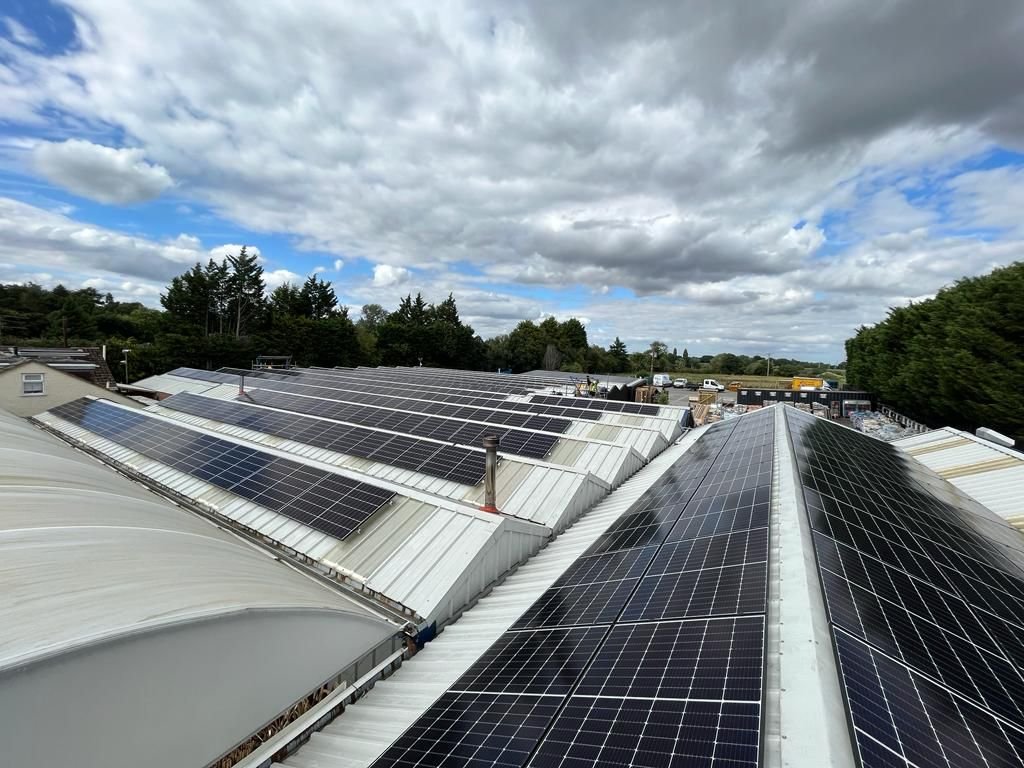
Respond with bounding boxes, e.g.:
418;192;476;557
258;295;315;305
9;363;1024;768
0;406;403;768
0;346;136;417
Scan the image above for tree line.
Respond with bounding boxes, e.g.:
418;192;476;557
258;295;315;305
1;248;841;383
846;261;1023;443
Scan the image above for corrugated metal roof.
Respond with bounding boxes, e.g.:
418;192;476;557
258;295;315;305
274;428;707;768
894;427;1024;527
35;403;550;627
145;401;609;530
138;373;656;487
0;407;398;674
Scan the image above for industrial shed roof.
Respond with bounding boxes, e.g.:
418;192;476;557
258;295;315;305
895;427;1024;529
273;405;1024;768
35;399;550;628
134;372;660;483
0;406;400;768
144;398;611;530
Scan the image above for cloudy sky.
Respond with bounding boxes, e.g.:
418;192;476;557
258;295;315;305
1;1;1023;361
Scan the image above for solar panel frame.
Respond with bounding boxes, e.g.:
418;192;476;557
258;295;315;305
159;392;488;484
367;409;775;768
48;398;395;540
785;406;1024;764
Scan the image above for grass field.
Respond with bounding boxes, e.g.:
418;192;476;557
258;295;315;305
662;371;847;386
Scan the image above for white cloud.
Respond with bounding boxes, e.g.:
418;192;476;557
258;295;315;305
264;268;302;291
333;258;344;271
372;264;411;287
1;1;1023;358
208;244;262;263
2;17;41;49
32;139;173;204
312;265;327;273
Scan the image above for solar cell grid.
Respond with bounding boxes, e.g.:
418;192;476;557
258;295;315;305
48;398;395;540
368;409;774;768
529;698;760;768
451;627;606;696
237;388;561;460
218;365;612;422
574;616;764;700
370;692;562;768
530;393;660;417
786;406;1024;763
178;366;616;426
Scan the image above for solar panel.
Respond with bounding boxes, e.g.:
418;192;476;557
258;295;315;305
371;692;562;768
159;392;487;485
368;408;775;768
530;393;661;417
450;626;606;696
785;407;1024;765
574;616;764;700
530;698;760;768
48;398;395;540
171;368;568;457
173;366;605;423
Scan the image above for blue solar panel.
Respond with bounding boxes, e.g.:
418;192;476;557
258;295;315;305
47;397;395;540
786;407;1024;766
368;409;775;768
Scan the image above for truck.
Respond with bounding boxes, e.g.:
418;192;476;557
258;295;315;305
791;377;826;390
652;374;673;388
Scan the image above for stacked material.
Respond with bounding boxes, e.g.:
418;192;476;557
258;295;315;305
849;410;913;441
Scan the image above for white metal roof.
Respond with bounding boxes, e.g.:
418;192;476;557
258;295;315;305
894;427;1024;528
144;400;609;531
136;373;660;485
35;402;550;627
274;428;705;768
0;406;397;674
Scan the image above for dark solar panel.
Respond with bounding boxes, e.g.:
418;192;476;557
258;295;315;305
785;407;1024;764
450;626;606;696
159;392;486;485
574;616;764;700
368;408;775;768
48;398;395;540
531;698;760;768
170;368;565;459
531;393;661;417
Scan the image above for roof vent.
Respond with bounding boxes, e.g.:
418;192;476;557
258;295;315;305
976;427;1015;448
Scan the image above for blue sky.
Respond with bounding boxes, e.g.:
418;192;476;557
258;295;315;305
1;0;1023;361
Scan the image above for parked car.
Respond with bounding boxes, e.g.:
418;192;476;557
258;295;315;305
672;377;689;388
652;373;673;388
701;378;726;392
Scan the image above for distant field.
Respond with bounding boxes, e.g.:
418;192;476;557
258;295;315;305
663;372;847;386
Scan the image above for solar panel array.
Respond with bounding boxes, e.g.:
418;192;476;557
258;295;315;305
159;392;487;485
531;393;660;417
48;398;395;540
169;369;563;459
370;408;775;768
230;365;628;423
785;407;1024;766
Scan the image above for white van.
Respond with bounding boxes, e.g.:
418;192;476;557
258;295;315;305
652;374;672;388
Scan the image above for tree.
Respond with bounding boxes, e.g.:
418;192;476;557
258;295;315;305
269;283;305;317
682;348;690;369
506;320;545;372
609;337;629;372
299;274;338;320
226;246;265;336
161;262;210;331
205;258;230;334
359;303;388;332
846;261;1024;442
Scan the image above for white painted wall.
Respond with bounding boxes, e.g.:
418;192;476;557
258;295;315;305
0;360;139;417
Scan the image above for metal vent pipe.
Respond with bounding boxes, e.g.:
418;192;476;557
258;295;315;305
481;435;499;513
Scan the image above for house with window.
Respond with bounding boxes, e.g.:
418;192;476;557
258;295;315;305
0;355;138;417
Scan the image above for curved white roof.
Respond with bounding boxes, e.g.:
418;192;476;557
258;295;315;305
1;407;397;674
